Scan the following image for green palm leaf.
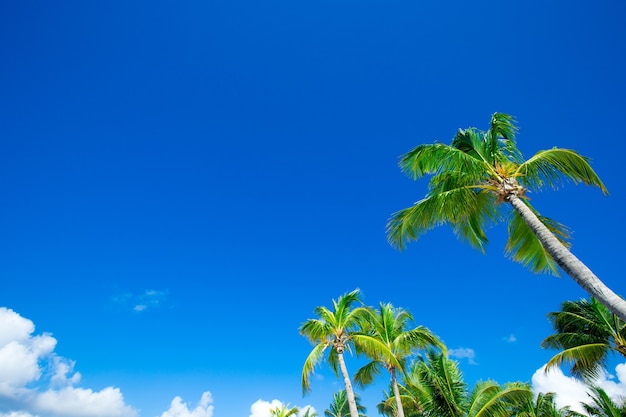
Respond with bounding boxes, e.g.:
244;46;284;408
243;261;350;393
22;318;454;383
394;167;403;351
353;360;381;388
505;204;571;275
387;186;493;251
517;148;608;194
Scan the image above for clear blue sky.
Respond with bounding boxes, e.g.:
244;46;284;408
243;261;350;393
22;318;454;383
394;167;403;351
1;1;625;416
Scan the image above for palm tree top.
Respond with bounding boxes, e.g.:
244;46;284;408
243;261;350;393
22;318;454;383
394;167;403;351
398;112;607;195
387;112;608;277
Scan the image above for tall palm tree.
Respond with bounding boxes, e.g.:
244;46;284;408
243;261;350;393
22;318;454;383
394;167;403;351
270;404;299;417
324;390;367;417
300;289;370;417
354;303;445;417
406;351;532;417
541;298;626;380
386;113;626;321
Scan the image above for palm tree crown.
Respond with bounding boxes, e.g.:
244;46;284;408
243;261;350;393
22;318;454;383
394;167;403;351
387;113;626;321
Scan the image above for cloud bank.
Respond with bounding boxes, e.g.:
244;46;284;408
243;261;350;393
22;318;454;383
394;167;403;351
160;392;214;417
0;307;137;417
0;307;309;417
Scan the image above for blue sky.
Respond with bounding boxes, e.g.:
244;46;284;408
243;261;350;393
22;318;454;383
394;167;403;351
1;1;625;416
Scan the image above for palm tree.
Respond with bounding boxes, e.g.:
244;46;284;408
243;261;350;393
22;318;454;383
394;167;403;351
386;113;626;321
406;350;532;417
578;386;626;417
300;289;370;417
541;298;626;380
270;404;299;417
354;303;445;417
324;390;367;417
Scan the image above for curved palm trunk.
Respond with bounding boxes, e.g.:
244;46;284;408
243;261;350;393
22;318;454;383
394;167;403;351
337;351;360;417
390;368;405;417
508;195;626;322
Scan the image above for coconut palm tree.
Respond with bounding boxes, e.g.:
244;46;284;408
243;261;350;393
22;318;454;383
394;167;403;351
386;113;626;321
324;390;367;417
406;350;532;417
300;289;370;417
541;298;626;380
270;404;299;417
354;303;445;417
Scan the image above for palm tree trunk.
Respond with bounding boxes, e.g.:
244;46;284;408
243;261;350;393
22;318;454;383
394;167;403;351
508;195;626;322
390;368;405;417
337;352;360;417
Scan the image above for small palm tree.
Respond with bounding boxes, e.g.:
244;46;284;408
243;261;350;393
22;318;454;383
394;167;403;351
387;113;626;321
270;404;299;417
324;390;366;417
355;303;445;417
300;289;370;417
541;298;626;380
407;350;532;417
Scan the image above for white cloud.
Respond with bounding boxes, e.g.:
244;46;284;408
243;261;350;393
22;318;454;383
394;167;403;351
34;387;136;417
531;363;626;413
112;290;169;312
448;347;477;365
0;307;138;417
249;399;283;417
503;334;517;343
248;399;315;417
160;392;214;417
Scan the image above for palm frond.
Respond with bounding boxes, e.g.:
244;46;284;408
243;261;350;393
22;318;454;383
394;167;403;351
327;347;340;377
582;386;626;417
300;317;331;343
470;381;531;417
488;113;523;164
387;186;494;250
353;360;381;388
399;142;492;181
505;204;571;275
353;333;401;369
302;343;328;393
451;190;500;252
543;343;609;380
451;128;493;165
516;148;608;194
